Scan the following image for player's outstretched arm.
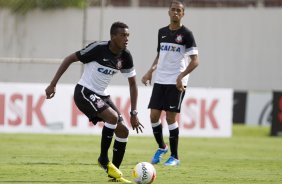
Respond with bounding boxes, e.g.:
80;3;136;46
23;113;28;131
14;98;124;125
128;76;144;133
45;53;79;99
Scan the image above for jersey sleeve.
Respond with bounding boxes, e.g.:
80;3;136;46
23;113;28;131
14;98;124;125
156;29;161;53
75;42;101;63
120;50;136;78
185;31;198;55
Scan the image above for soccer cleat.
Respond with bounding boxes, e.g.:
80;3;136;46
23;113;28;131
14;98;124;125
98;159;123;179
164;156;180;166
151;144;168;164
108;176;132;183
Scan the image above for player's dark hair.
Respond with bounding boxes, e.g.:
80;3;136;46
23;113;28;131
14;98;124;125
170;0;185;11
110;21;128;35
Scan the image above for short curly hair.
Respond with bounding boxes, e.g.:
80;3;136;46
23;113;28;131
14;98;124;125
110;21;129;35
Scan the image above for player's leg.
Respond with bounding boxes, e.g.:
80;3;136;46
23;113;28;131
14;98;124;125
150;109;168;164
97;108;128;180
107;121;132;183
97;107;119;167
103;97;129;169
149;84;167;149
163;85;185;166
113;119;129;169
165;111;180;166
74;85;116;165
151;109;167;149
102;97;131;183
148;83;168;164
73;85;122;179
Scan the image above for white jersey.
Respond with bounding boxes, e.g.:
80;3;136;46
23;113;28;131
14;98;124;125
155;25;198;85
76;41;136;96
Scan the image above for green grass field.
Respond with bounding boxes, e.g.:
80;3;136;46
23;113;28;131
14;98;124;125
0;125;281;184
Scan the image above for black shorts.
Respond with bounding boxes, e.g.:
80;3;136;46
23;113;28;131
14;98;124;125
74;84;122;125
148;83;186;113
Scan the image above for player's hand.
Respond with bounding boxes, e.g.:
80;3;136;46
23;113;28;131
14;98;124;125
45;85;56;99
141;73;152;86
176;81;185;92
130;116;144;134
176;75;185;92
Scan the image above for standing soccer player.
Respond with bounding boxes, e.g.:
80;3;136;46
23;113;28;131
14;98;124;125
45;21;143;183
141;0;199;166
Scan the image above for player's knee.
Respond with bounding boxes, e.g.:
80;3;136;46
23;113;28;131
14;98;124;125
150;110;161;123
166;117;176;123
123;127;129;138
150;114;160;123
99;108;119;124
166;113;177;123
108;112;119;125
115;123;129;138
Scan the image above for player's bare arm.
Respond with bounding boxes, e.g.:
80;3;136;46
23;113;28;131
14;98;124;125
141;54;159;86
176;55;199;92
128;76;144;133
45;53;78;99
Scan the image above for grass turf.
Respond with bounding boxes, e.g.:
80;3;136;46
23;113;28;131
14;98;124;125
0;125;281;184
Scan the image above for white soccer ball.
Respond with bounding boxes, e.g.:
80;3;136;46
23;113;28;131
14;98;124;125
132;162;156;184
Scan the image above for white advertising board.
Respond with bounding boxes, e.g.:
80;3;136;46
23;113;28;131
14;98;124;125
245;91;272;126
0;83;233;137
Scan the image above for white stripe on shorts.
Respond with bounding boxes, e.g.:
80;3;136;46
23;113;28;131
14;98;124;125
81;87;98;111
177;91;184;109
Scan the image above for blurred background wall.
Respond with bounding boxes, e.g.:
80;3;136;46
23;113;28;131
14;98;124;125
0;0;281;91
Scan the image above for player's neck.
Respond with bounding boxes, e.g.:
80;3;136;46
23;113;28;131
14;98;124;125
169;22;182;31
109;43;122;55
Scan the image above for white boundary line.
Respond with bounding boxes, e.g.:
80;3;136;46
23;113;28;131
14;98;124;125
0;57;62;64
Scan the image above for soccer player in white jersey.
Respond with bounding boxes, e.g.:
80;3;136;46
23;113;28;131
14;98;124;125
46;21;143;183
142;0;199;166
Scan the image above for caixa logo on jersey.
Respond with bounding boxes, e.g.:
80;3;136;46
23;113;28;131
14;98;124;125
97;68;117;75
160;44;181;52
